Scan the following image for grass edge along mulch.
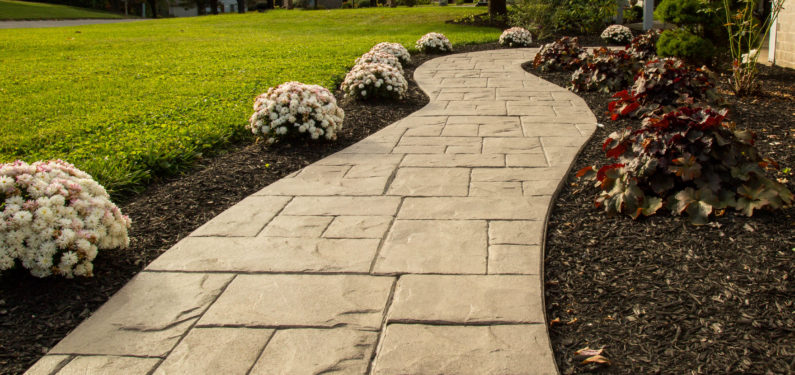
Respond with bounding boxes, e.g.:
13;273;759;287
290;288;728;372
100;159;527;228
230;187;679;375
527;59;794;374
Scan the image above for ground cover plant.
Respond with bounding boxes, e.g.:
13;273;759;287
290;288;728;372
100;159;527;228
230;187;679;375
0;0;124;20
533;36;587;71
527;38;794;374
0;7;498;196
499;26;533;47
570;47;640;93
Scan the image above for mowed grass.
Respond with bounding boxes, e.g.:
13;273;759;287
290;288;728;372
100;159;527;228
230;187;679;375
0;8;499;195
0;0;124;20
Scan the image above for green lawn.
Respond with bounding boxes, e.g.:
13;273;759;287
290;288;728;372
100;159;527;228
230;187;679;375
0;0;124;20
0;8;499;195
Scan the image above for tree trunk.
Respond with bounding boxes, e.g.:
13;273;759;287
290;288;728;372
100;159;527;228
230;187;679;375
147;0;158;17
388;0;395;7
196;0;206;14
209;0;218;13
237;0;245;12
286;0;293;9
489;0;506;16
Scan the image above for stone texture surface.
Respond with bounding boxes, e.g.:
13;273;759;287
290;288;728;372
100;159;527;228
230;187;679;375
58;356;160;375
199;274;394;329
249;328;378;375
50;272;232;357
372;324;558;375
32;48;600;375
388;275;544;323
154;328;273;375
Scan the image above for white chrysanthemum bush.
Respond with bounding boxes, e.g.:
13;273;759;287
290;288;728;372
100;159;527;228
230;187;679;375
370;42;411;66
415;32;453;53
601;24;633;44
355;50;404;75
499;27;533;47
248;81;344;142
341;62;408;100
0;160;131;278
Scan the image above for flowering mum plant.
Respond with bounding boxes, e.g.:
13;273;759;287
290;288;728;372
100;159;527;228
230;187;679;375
415;32;453;53
341;62;408;100
608;57;717;120
370;42;411;65
626;29;661;61
355;50;404;75
499;27;533;48
533;36;588;72
248;81;344;142
601;24;634;44
0;160;131;278
577;107;792;224
570;47;642;93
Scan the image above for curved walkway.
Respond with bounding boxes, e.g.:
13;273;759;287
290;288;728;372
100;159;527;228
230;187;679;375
26;49;597;375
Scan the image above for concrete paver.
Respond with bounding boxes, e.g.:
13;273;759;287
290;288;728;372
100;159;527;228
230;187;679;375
31;48;597;374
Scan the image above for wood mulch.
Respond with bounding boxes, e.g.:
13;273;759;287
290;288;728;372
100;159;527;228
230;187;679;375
0;43;499;375
528;60;794;374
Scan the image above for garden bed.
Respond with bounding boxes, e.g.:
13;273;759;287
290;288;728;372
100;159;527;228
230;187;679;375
0;43;500;375
528;62;794;374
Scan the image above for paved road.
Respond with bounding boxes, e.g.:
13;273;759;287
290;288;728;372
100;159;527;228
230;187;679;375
26;48;598;375
0;19;142;29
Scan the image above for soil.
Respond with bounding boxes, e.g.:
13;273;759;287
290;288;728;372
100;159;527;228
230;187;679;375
527;61;795;373
0;43;498;375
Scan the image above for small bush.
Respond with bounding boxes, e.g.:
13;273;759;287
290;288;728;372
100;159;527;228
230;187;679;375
570;47;641;93
0;160;131;278
578;107;793;224
356;0;370;7
416;32;453;53
533;36;587;72
248;82;344;143
657;28;716;66
341;1;352;7
654;0;712;26
601;24;633;45
623;5;642;23
627;29;661;61
355;51;404;74
608;57;716;119
397;0;416;6
341;62;408;100
499;27;533;47
370;42;411;65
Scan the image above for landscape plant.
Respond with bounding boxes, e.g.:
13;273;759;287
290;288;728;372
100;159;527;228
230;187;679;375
415;32;453;53
508;0;616;37
721;0;787;95
370;42;412;65
533;36;587;72
654;0;723;65
608;57;717;119
354;50;404;74
341;62;408;100
247;81;345;142
627;29;662;61
577;106;793;224
600;24;633;44
570;47;641;93
0;160;131;278
656;28;717;66
499;27;533;47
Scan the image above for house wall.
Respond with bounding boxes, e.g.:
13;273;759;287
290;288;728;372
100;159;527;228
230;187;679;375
774;2;795;68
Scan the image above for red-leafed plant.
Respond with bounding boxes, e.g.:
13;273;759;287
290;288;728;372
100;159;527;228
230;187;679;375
570;47;642;93
578;107;793;224
607;57;717;120
626;29;661;61
533;36;588;72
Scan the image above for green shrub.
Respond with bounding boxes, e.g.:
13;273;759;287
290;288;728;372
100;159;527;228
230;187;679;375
654;0;711;26
657;29;716;66
623;5;642;23
578;107;793;224
356;0;370;7
341;0;352;7
509;0;615;37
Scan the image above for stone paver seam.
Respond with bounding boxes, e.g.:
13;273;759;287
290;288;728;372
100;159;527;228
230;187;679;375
146;273;239;375
252;195;295;237
368;197;405;274
364;277;400;374
243;330;278;375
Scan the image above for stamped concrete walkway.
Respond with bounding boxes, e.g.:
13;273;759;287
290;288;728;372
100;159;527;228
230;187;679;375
26;48;597;375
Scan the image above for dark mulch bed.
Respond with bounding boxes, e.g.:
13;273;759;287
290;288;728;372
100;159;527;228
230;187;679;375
0;43;500;375
527;61;795;374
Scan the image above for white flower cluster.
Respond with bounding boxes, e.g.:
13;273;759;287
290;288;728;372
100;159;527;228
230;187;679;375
499;27;533;48
355;50;404;75
601;24;633;44
248;81;344;142
341;62;408;100
370;42;411;65
415;32;453;53
0;160;131;278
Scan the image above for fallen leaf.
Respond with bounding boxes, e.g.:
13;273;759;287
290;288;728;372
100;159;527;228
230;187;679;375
582;354;611;366
549;317;561;326
574;347;603;357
